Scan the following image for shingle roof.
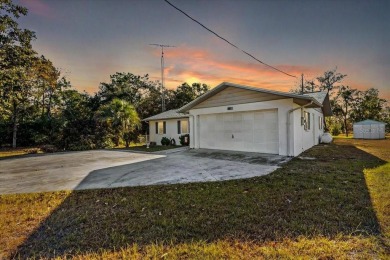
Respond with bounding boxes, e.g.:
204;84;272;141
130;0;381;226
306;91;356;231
143;109;188;121
354;119;386;125
303;91;328;104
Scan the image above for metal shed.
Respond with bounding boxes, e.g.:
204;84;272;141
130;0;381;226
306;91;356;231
353;120;386;139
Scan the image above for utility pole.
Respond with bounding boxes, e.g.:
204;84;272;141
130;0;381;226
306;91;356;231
150;44;176;112
301;74;304;94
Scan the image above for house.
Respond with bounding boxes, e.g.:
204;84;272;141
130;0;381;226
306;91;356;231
143;109;190;145
145;82;332;156
353;120;386;139
178;82;332;156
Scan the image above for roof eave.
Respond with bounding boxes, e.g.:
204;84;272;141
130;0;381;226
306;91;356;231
142;115;189;122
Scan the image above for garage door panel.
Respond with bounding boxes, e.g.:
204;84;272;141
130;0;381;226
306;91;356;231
199;109;279;154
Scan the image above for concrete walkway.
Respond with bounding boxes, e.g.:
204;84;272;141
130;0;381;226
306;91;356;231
0;149;289;194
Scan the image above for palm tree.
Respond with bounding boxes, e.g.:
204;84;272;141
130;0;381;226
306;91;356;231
97;98;140;147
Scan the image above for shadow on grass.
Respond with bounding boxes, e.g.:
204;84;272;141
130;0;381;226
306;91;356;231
14;143;386;258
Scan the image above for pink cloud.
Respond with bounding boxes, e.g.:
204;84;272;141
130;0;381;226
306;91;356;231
20;0;55;19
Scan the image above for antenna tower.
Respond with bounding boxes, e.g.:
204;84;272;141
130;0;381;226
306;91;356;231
150;44;176;112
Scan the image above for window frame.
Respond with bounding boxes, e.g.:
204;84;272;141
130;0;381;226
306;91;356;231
304;111;311;131
157;121;166;135
181;120;189;134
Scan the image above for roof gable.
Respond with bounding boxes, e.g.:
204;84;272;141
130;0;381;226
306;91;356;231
192;86;289;109
178;82;322;112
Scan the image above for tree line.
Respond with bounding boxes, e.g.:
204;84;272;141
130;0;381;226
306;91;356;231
293;68;389;136
0;0;209;149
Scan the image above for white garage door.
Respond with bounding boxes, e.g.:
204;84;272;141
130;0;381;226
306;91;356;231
199;109;279;154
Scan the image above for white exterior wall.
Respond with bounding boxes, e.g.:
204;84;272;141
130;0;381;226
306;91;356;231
189;99;294;156
353;125;363;139
292;107;324;156
148;118;189;145
189;99;325;156
353;123;386;139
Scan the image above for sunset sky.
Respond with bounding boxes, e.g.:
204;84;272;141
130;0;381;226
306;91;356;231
16;0;390;99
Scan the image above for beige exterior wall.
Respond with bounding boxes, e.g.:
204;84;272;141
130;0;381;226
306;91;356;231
192;86;288;109
148;118;190;145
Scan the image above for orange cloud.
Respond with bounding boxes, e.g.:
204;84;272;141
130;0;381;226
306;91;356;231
154;46;320;93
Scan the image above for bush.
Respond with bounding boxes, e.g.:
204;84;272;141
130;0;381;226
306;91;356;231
161;137;170;146
179;134;190;146
170;138;176;146
331;126;341;136
24;148;39;154
40;145;58;153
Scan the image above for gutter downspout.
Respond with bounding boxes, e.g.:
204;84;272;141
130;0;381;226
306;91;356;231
189;114;195;149
287;101;313;157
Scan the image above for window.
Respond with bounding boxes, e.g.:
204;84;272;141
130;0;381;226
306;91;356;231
304;112;310;130
177;120;189;134
181;120;189;134
157;121;166;134
319;116;323;130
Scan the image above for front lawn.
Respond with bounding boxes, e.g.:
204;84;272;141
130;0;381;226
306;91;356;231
0;139;389;259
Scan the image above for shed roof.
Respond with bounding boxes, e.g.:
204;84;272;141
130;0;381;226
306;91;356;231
354;119;386;125
142;109;189;121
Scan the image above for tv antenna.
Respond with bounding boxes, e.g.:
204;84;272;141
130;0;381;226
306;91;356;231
149;44;176;112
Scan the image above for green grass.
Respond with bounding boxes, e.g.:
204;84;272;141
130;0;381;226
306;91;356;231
0;139;389;259
0;147;42;158
333;133;390;139
115;145;183;152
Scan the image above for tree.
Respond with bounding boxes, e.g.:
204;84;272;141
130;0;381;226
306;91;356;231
350;88;387;122
316;68;347;94
167;82;209;109
137;84;163;120
98;72;153;106
32;55;62;119
96;98;140;147
290;68;346;95
335;86;358;137
0;0;36;147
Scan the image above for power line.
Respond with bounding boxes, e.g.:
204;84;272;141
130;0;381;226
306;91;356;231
164;0;297;78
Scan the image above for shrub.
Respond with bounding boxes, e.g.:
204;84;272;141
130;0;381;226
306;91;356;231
24;148;39;154
161;137;170;146
179;134;190;146
170;138;176;146
40;145;58;153
331;126;341;136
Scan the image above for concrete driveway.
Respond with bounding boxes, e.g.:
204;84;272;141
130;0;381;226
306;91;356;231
0;149;289;194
